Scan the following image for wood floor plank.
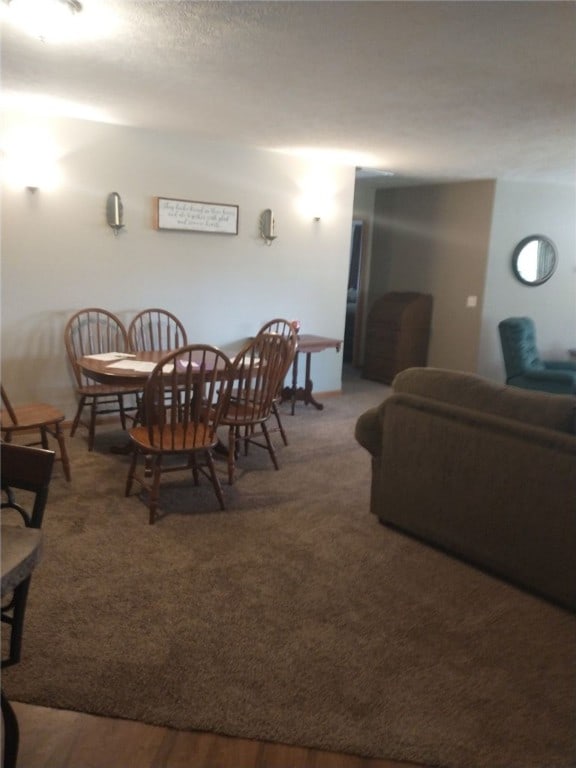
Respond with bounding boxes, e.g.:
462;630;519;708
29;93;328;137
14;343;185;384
11;703;83;768
9;703;428;768
256;740;312;767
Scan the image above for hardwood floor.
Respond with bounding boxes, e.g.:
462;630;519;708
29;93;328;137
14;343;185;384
9;702;428;768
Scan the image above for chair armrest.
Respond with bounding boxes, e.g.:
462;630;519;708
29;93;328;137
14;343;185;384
523;369;576;385
543;361;576;372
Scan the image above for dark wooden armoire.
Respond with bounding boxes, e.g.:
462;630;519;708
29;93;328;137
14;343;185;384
362;292;433;384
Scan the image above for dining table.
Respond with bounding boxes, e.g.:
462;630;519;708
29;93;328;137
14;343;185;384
78;348;240;455
78;350;180;388
79;335;342;434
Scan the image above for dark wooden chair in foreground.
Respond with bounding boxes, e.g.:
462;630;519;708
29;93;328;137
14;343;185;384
1;443;54;666
256;318;298;446
1;443;54;768
64;308;141;451
221;332;292;485
125;344;233;524
128;308;188;353
1;385;71;481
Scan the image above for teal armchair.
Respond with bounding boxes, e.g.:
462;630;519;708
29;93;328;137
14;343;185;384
498;317;576;395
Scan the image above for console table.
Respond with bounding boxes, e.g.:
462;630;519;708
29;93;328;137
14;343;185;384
281;334;342;414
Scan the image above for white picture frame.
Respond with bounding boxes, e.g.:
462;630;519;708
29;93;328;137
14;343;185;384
154;196;239;235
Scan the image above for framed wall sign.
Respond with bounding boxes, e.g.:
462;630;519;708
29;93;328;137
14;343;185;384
154;196;239;235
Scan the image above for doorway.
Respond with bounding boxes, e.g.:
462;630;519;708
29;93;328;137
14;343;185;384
344;219;364;365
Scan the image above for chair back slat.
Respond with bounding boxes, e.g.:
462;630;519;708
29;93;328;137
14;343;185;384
128;309;187;353
65;308;130;387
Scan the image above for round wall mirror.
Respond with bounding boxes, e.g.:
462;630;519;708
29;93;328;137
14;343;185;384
511;235;557;286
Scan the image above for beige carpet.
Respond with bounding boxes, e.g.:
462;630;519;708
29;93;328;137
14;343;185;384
3;370;576;768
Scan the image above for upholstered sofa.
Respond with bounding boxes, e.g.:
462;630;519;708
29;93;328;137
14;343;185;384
355;367;576;610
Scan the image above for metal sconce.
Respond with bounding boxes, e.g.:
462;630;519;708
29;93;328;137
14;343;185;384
260;209;277;245
106;192;124;236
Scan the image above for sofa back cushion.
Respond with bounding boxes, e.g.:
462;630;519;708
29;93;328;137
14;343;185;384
392;367;576;434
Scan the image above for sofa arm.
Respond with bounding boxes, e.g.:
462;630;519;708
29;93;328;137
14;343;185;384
355;403;386;457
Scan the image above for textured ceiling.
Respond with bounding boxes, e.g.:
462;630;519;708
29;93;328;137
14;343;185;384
2;0;575;184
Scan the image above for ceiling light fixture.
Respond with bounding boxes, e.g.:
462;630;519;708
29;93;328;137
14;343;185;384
3;0;83;42
5;0;82;14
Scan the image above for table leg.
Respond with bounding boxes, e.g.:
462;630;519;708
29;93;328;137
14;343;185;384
291;351;299;415
302;352;324;410
281;351;325;413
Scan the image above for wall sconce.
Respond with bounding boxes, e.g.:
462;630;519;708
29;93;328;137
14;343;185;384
260;209;277;245
297;168;335;222
106;191;124;236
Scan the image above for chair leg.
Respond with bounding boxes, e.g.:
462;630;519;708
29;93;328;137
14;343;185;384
227;426;236;485
243;425;251;456
4;578;31;667
118;394;127;431
272;401;289;446
189;453;200;486
133;394;143;427
69;395;86;438
54;423;72;482
206;451;225;510
149;459;162;525
1;690;19;768
40;426;49;449
88;398;98;452
125;448;138;497
261;421;279;470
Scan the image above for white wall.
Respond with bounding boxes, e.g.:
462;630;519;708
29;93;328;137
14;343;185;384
478;180;576;381
1;114;356;417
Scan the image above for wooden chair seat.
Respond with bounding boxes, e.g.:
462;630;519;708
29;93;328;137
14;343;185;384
129;423;215;453
75;382;141;398
1;387;71;482
1;402;63;431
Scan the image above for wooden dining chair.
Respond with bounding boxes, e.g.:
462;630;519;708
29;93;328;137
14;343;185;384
221;332;292;485
64;308;141;451
1;385;71;481
125;344;233;524
256;318;298;446
128;308;188;353
1;443;55;667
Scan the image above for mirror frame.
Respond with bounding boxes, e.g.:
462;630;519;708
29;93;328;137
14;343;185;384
511;234;557;287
